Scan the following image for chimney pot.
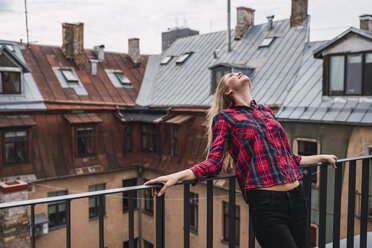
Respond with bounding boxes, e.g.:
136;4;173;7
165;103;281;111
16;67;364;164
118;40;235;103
290;0;308;28
360;14;372;32
62;22;85;69
267;15;275;31
128;38;140;66
93;45;105;61
235;7;255;40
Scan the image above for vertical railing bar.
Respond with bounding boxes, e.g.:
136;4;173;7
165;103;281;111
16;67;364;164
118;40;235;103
129;191;134;248
319;164;328;248
156;191;165;248
31;203;35;248
347;160;356;248
228;176;236;248
302;167;313;248
99;194;104;248
360;158;369;248
248;211;255;248
207;180;213;248
66;199;71;248
184;184;190;248
332;162;343;248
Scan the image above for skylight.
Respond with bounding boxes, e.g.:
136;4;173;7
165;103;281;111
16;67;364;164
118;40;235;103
160;56;173;65
175;52;193;65
60;69;78;83
114;72;131;85
5;45;14;52
259;37;275;48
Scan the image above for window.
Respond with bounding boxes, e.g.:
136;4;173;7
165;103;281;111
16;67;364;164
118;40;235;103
190;192;198;231
141;123;160;153
259;37;275;47
175;52;193;64
222;201;240;246
143;179;154;214
297;139;318;185
3;130;29;165
114;72;131;85
123;238;138;248
88;183;106;219
160;56;173;65
124;123;133;152
48;190;68;228
0;71;21;94
327;52;372;95
171;126;179;157
123;178;138;212
60;69;78;83
144;240;154;248
75;126;96;158
212;66;232;94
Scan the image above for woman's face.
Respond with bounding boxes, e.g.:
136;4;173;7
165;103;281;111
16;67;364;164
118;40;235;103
224;71;251;96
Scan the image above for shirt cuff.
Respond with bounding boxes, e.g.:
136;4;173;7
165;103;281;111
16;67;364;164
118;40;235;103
189;166;205;186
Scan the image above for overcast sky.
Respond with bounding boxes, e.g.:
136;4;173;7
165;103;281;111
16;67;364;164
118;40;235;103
0;0;371;54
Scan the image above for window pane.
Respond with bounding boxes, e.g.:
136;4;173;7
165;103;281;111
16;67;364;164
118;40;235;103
61;69;78;82
346;54;362;94
4;143;15;163
364;53;372;95
2;72;21;94
76;127;95;156
329;55;345;91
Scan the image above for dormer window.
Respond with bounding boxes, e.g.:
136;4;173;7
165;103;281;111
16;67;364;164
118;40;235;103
259;37;275;48
160;56;173;65
327;52;372;95
60;69;78;84
0;71;21;94
210;66;232;94
114;72;131;85
176;52;192;65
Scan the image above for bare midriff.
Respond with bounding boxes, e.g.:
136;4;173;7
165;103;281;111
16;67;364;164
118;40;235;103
252;180;300;191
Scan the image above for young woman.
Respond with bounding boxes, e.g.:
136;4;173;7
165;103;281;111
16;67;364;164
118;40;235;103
144;71;337;248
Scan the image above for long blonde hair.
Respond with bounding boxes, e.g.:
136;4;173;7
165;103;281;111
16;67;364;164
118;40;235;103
202;73;234;173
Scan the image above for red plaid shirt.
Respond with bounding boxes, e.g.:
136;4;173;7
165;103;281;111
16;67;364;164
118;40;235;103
190;99;302;203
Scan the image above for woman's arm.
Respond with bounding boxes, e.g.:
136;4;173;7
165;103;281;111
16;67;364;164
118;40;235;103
300;154;338;168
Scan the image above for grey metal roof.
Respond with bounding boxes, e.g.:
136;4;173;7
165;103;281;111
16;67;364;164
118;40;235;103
313;27;372;58
136;17;310;107
0;40;46;111
275;40;372;125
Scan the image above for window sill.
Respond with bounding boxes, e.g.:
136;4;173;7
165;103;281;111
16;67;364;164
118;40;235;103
89;214;108;222
48;224;66;232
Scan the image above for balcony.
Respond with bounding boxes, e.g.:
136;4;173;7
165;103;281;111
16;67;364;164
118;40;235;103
0;155;371;248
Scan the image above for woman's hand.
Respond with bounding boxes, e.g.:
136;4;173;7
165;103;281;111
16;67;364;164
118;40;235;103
321;154;338;168
143;174;180;197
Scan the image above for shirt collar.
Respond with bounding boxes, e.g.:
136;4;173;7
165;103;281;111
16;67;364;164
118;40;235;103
228;99;257;110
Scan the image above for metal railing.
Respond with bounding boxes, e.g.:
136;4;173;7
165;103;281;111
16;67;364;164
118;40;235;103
0;155;371;248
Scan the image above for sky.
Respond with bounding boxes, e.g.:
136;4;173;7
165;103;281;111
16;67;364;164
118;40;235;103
0;0;371;55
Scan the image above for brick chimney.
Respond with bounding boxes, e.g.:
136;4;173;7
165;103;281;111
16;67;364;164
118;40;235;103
0;180;30;248
290;0;308;28
235;7;255;40
128;38;140;66
360;14;372;32
62;22;85;69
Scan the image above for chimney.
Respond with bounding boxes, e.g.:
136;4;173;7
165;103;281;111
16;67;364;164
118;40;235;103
235;7;255;40
267;15;275;31
0;180;30;248
290;0;308;28
128;38;140;66
93;45;104;61
360;14;372;32
62;22;85;69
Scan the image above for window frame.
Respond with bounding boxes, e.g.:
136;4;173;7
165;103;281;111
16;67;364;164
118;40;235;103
211;66;232;94
189;191;198;232
48;190;68;229
0;69;22;95
122;178;139;213
294;138;320;187
141;123;160;154
114;71;131;86
123;238;138;248
175;52;193;65
143;178;154;215
60;68;79;84
326;50;372;96
171;125;179;157
2;128;30;165
74;125;97;158
222;201;240;246
124;123;133;152
88;183;107;220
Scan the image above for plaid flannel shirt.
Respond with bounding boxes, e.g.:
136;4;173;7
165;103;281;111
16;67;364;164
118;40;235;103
190;99;302;203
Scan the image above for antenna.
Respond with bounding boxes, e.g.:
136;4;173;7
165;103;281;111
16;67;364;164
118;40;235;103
24;0;30;46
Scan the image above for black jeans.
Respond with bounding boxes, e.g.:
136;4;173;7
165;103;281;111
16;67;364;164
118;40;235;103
247;184;309;248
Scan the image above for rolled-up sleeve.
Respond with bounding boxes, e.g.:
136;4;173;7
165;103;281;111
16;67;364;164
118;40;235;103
190;113;231;184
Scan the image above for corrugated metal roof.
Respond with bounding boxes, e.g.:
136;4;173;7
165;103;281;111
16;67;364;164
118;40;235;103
0;115;36;128
136;17;310;107
0;41;46;111
275;40;372;125
63;113;103;124
164;114;194;124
